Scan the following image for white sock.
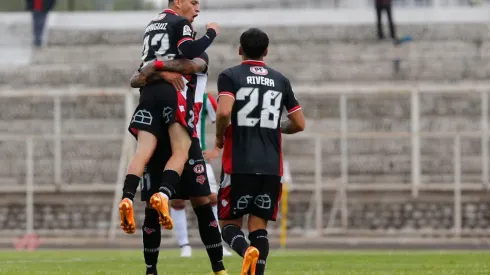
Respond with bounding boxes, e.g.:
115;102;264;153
170;207;189;247
212;204;221;234
159;192;169;201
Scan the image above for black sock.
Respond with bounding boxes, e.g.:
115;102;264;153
142;207;161;275
222;224;249;257
122;174;140;201
158;170;180;199
249;229;269;275
193;203;225;272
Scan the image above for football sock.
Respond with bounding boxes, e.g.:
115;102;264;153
249;229;269;275
158;170;179;199
142;208;161;275
193;203;225;272
222;224;249;257
122;174;140;201
170;206;190;247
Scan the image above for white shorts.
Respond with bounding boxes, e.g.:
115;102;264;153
206;163;218;194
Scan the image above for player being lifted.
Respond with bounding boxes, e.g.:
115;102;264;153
119;0;218;232
119;1;224;274
214;28;305;275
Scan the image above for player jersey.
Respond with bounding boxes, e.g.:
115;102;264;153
197;92;217;150
181;52;210;139
141;9;194;64
217;60;301;176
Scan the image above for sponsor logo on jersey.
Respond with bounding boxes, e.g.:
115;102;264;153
250;66;268;76
183;25;193;37
196;175;206;184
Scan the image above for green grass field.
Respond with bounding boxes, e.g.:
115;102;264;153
1;249;490;274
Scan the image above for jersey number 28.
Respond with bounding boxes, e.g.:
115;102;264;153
236;87;282;129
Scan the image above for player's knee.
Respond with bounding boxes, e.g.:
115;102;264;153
171;199;186;210
208;193;218;206
248;215;268;232
172;151;188;164
190;196;210;208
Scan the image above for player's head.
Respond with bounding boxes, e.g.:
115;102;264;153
169;0;200;23
239;28;269;60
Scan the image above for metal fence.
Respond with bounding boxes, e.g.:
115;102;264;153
0;84;489;246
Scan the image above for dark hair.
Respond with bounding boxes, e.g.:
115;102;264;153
168;0;174;3
240;28;269;59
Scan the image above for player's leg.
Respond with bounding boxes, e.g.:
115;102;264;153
207;164;233;256
185;141;226;274
190;195;227;274
247;175;283;275
150;91;192;230
170;199;192;257
120;101;161;234
219;174;263;275
142;204;161;275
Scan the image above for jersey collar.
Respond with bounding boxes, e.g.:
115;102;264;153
163;9;178;15
242;60;265;66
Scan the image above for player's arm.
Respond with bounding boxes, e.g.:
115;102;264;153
175;19;218;60
130;57;207;89
281;79;305;134
215;72;235;149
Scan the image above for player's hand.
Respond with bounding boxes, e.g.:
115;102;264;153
215;136;224;149
203;147;220;161
161;72;185;91
206;22;220;36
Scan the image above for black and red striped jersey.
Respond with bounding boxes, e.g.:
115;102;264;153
140;9;194;64
217;60;301;177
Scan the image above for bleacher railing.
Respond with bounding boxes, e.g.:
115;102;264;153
0;84;489;244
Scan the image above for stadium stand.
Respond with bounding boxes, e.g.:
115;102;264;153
0;8;489;247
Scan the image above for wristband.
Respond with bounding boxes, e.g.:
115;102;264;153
154;60;164;70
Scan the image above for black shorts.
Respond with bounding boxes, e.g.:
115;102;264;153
140;138;211;201
128;81;192;140
218;173;282;221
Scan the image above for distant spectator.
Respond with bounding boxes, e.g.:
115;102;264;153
375;0;396;40
26;0;56;48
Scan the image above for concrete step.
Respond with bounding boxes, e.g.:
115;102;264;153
30;42;490;65
3;56;490;87
46;22;490;46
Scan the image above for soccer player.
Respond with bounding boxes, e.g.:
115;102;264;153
119;0;219;235
170;89;233;258
130;52;228;275
214;28;305;275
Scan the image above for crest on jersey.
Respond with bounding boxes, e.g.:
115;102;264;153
193;164;205;174
183;25;193;37
152;13;166;21
196;175;207;184
250;66;268;76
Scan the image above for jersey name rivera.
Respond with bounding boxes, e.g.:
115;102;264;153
246;76;275;87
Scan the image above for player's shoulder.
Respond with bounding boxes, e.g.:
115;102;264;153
150;11;188;24
263;65;290;83
219;65;241;79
